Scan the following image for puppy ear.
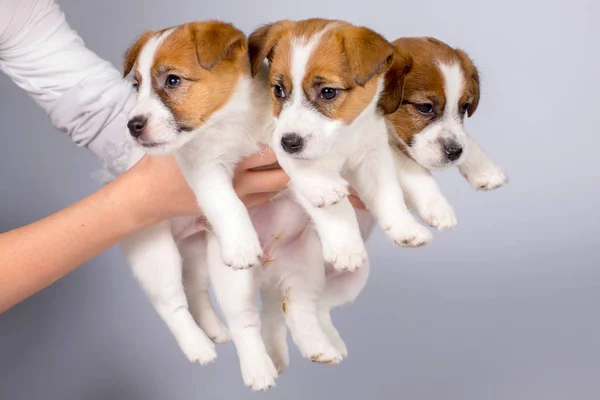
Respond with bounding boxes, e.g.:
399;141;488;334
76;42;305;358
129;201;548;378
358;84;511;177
248;21;291;77
378;47;413;115
456;49;480;117
191;21;248;71
123;31;154;78
340;26;394;87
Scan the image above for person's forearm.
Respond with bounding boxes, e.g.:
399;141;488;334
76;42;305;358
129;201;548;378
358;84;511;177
0;168;154;313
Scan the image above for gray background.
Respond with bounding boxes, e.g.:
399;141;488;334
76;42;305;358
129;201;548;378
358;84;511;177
1;0;599;399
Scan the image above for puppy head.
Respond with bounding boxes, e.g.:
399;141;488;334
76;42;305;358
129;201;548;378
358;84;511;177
123;21;249;154
387;37;480;170
248;19;411;160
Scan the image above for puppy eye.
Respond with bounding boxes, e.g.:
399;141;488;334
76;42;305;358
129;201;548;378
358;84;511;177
132;82;139;91
320;87;339;100
165;74;181;89
460;103;470;113
273;84;285;99
415;103;434;114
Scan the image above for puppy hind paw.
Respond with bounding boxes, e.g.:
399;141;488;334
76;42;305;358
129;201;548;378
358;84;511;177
220;240;264;270
240;354;279;391
386;221;433;248
419;197;458;231
178;329;218;365
323;244;367;272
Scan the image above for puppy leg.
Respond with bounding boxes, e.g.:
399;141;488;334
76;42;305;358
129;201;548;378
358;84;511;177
295;193;367;272
349;146;432;247
392;147;457;230
281;231;343;364
274;154;365;271
184;164;263;270
206;234;277;391
121;222;216;365
319;248;371;357
317;309;347;357
458;134;508;191
261;286;289;373
178;233;230;344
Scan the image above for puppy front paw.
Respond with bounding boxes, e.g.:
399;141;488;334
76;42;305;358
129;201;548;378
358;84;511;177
322;240;367;272
464;164;508;191
220;236;263;270
418;196;458;231
297;176;349;208
240;351;279;391
295;333;344;365
385;220;432;248
178;327;218;365
202;319;231;344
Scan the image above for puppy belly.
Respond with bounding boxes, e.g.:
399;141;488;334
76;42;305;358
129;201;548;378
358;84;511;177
250;191;310;252
170;216;207;242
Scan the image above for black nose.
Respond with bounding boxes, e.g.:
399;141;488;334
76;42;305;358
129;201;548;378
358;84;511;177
444;141;463;161
280;133;304;154
127;116;147;138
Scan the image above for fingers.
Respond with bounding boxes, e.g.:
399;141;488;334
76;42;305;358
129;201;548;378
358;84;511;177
234;168;289;196
243;191;364;211
348;187;367;210
348;194;367;210
235;147;278;172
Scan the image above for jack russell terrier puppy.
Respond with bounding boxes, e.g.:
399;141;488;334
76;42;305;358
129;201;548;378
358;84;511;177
248;18;433;276
232;18;427;388
119;21;273;367
257;36;509;375
387;37;508;229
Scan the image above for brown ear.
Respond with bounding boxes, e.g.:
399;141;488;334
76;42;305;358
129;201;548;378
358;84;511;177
340;26;395;87
248;21;291;77
123;31;154;78
378;47;413;114
191;21;248;71
456;49;480;117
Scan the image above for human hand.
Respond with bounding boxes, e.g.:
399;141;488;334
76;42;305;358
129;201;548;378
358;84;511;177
129;146;367;226
348;188;366;211
129;148;290;225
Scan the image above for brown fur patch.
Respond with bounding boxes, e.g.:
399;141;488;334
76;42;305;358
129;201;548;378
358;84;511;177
123;30;155;78
386;37;481;146
248;19;406;124
281;286;291;314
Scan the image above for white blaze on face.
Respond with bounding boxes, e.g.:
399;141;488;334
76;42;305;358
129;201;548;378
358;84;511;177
274;29;343;160
406;61;469;170
439;62;464;124
129;28;178;151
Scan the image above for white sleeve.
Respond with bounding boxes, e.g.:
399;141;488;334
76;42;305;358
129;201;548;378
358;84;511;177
0;0;136;172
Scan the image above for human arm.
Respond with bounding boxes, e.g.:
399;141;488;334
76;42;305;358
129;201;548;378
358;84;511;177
0;151;289;313
0;0;136;172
